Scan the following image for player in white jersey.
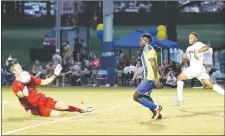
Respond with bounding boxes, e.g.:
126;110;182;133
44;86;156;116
173;32;224;106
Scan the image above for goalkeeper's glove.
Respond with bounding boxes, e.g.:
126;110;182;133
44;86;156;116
53;64;62;78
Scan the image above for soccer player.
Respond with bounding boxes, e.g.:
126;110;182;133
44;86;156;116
173;32;224;106
10;59;93;117
133;33;162;120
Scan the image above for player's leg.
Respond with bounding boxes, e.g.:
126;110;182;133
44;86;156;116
133;79;162;120
39;106;62;117
197;69;224;96
142;95;162;119
173;72;189;106
45;97;93;113
201;79;224;96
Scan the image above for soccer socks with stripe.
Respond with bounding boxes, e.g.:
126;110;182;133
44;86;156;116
177;81;184;101
139;97;157;111
68;105;82;112
213;84;224;96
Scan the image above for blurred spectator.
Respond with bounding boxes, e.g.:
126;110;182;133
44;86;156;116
161;60;169;74
165;61;176;74
91;58;100;69
213;47;220;70
121;62;136;86
166;72;177;88
52;52;62;66
2;68;6;84
63;41;71;64
162;48;169;61
64;61;82;86
71;62;82;86
73;38;82;62
32;60;43;78
136;50;142;61
132;60;143;86
219;46;225;73
80;39;87;59
82;59;92;85
175;62;182;76
203;42;213;73
46;61;55;78
160;69;174;88
1;68;14;85
176;48;184;64
210;68;222;84
117;51;128;70
5;54;13;67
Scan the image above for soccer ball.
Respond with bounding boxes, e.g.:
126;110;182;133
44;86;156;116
19;71;31;84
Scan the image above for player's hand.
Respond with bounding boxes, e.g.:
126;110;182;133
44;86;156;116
194;51;199;60
153;78;160;87
22;86;29;97
54;64;62;77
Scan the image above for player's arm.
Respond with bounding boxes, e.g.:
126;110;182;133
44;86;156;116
148;50;159;83
40;76;56;86
17;91;25;98
35;64;62;86
12;85;26;98
197;42;209;53
182;53;188;65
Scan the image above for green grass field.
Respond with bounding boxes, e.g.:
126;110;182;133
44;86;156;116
2;87;224;135
2;24;225;70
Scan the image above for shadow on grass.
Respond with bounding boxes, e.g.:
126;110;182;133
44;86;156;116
164;109;224;120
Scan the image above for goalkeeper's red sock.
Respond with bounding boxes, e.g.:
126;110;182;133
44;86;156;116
68;105;82;112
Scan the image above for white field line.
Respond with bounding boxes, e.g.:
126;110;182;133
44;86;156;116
2;104;133;135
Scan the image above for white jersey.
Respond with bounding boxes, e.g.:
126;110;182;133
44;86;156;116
203;47;213;65
186;41;205;67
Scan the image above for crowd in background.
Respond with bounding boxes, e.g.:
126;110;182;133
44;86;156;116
2;42;225;87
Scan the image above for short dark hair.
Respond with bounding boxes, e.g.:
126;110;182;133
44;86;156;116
8;58;18;71
190;32;199;39
141;33;152;43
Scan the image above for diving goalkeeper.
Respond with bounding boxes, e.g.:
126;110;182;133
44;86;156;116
9;59;93;117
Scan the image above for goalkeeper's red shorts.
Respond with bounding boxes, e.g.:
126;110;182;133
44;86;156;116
31;96;57;117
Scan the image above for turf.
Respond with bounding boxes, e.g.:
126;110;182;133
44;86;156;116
2;87;224;135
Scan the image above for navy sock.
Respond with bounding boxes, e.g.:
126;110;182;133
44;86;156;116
143;96;155;113
139;97;157;111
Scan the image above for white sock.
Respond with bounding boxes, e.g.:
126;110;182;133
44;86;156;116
212;84;224;96
177;81;184;101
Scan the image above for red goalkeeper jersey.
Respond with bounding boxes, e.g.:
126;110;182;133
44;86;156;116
11;76;45;110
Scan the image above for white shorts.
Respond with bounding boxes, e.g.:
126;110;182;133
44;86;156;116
183;65;210;81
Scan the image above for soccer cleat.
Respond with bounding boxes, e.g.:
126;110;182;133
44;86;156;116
151;112;162;119
172;100;184;106
81;106;94;113
154;105;162;120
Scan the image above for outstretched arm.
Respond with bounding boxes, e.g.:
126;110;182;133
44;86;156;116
39;64;62;86
40;76;56;86
198;43;209;53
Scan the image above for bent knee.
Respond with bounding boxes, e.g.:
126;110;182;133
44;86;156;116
133;92;140;102
178;73;188;81
49;110;62;117
206;84;214;89
202;80;214;89
55;102;69;111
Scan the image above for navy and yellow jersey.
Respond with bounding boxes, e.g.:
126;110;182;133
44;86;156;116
141;44;160;80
